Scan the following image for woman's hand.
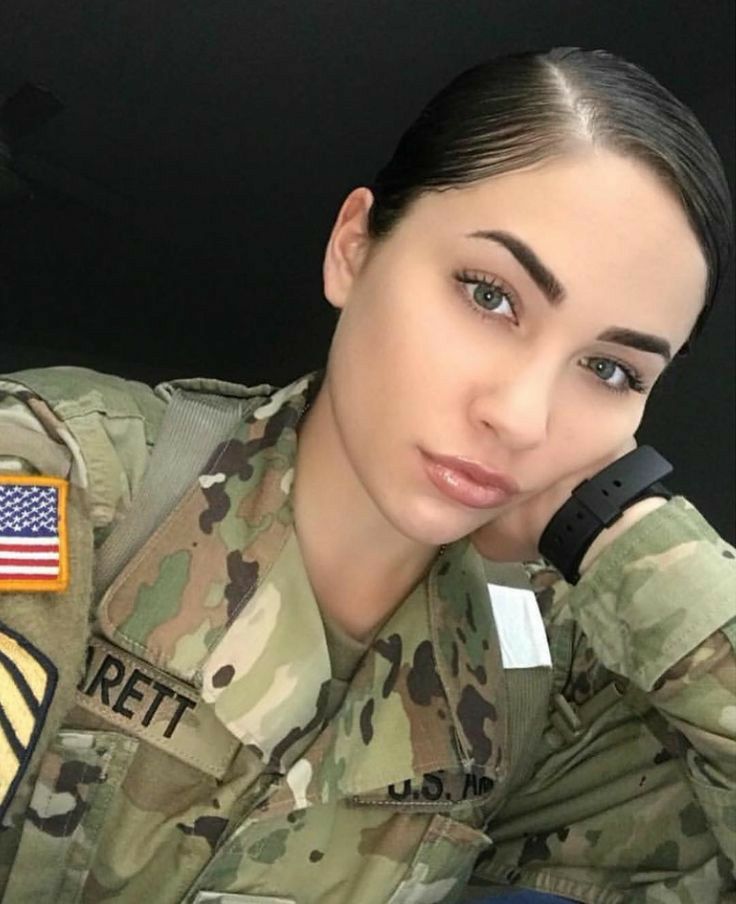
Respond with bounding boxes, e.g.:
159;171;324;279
472;436;639;564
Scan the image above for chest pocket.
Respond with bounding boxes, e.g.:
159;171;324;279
2;729;139;904
188;802;492;904
385;813;492;904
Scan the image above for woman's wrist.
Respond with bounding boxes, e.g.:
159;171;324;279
578;496;670;576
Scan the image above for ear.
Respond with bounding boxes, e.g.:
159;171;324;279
322;187;375;310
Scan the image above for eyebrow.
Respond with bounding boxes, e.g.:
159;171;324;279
466;229;566;303
596;327;671;363
465;228;672;363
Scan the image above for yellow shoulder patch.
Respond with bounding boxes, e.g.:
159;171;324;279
0;621;57;819
0;475;69;592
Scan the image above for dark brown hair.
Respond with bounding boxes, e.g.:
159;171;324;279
367;47;733;350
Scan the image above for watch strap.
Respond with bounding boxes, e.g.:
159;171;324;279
539;446;674;584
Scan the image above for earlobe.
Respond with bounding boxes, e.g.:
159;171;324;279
323;187;374;310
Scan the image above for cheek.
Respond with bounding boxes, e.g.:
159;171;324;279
338;282;452;403
549;393;647;476
327;290;416;446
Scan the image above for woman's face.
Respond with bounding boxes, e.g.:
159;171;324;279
321;150;707;546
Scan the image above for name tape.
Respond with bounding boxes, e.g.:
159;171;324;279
75;636;240;779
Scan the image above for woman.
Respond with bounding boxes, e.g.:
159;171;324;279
0;47;732;904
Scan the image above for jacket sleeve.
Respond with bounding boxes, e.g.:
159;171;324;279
564;496;736;866
0;370;159;890
0;386;95;886
468;496;735;904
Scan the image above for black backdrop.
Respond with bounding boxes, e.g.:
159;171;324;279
0;1;734;540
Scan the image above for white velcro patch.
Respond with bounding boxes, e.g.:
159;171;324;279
487;583;552;669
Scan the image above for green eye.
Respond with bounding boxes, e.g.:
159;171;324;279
584;356;646;395
590;359;618;381
454;271;517;320
472;283;507;311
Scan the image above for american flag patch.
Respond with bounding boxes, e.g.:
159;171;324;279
0;476;69;592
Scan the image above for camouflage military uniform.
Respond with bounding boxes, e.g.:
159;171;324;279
0;367;733;904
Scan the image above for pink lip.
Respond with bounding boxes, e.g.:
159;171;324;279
421;451;519;509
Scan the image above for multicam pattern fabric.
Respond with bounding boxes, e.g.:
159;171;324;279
0;366;733;904
469;513;736;904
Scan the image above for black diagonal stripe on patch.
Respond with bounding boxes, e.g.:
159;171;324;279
0;647;41;716
0;701;24;759
0;621;57;822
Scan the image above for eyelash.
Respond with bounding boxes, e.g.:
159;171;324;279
454;269;520;323
452;269;648;396
581;356;647;395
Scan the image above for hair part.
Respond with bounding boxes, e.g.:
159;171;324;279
367;47;733;349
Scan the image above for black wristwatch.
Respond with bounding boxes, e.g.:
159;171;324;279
539;445;674;585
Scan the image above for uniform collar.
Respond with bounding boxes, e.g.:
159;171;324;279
101;371;509;784
315;536;508;797
202;533;507;793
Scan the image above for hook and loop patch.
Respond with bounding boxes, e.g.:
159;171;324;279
0;476;69;592
0;621;58;820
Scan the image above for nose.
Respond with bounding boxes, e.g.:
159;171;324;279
470;357;554;451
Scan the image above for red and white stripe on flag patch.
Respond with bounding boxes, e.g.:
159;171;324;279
0;476;69;592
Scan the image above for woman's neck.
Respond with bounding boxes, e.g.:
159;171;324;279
292;382;438;640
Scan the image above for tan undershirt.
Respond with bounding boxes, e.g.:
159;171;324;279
320;608;373;683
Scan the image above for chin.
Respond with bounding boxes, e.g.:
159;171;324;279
385;495;484;548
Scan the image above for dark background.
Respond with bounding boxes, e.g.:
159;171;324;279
0;1;734;540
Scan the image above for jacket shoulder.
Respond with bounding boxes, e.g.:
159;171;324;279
0;366;271;533
0;366;166;531
0;366;166;444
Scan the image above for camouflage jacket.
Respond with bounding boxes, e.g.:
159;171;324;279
0;367;734;904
